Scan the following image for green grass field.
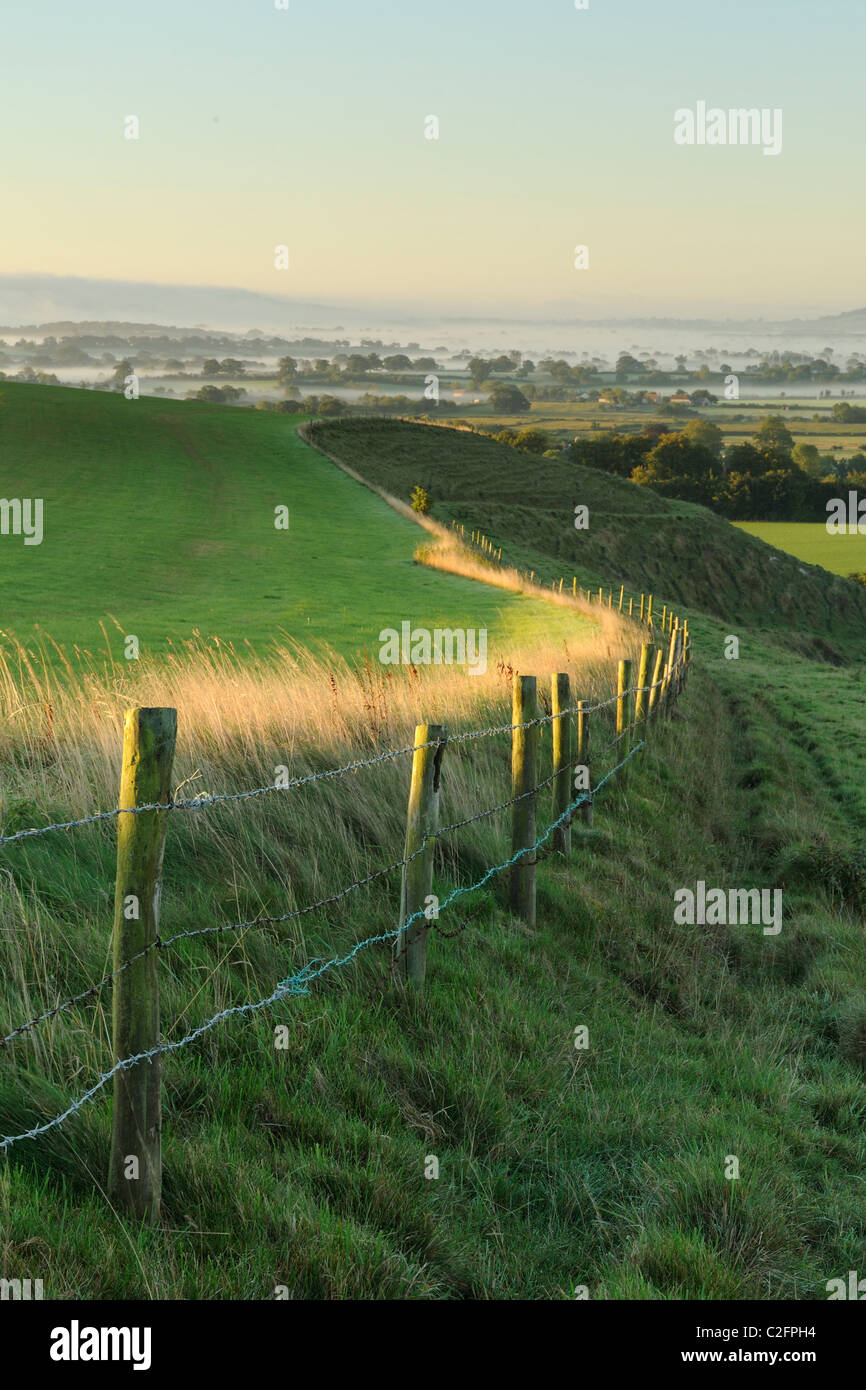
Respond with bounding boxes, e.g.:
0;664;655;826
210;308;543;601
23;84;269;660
0;383;587;666
734;521;866;577
2;398;865;1301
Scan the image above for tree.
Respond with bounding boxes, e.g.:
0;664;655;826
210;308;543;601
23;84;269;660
681;418;724;458
383;354;412;371
468;357;492;389
725;442;771;477
792;442;821;476
514;427;549;454
753;415;794;466
201;358;220;376
110;359;134;391
615;353;643;378
488;382;530;412
277;356;297;383
491;354;517;373
411;485;431;514
637;432;716;482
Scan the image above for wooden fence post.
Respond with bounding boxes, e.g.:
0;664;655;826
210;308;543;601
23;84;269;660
646;594;654;627
551;673;572;857
648;647;665;716
663;625;679;711
616;659;632;778
673;624;684;700
510;675;537;925
639;594;645;623
395;724;446;988
628;596;634;618
634;642;653;747
618;585;624;612
108;706;177;1223
576;698;592;827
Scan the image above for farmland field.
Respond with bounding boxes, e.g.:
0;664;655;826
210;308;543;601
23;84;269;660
734;521;866;576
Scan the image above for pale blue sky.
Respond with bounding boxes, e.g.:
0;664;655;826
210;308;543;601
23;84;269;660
2;0;863;314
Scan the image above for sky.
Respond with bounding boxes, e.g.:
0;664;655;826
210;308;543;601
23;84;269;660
2;0;864;320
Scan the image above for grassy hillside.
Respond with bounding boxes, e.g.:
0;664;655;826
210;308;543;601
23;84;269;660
308;418;866;653
2;631;865;1300
0;383;587;663
1;402;865;1302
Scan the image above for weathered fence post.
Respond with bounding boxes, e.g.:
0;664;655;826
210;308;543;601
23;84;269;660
108;706;177;1223
639;593;645;624
577;698;592;828
634;642;653;749
648;647;665;716
616;659;632;780
646;594;654;628
628;596;634;618
674;623;685;700
551;673;572;857
395;724;446;988
663;624;679;711
618;585;624;612
510;675;537;925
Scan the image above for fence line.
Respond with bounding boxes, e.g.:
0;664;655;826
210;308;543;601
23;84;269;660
0;614;692;1220
0;766;567;1051
0;680;674;850
0;740;646;1158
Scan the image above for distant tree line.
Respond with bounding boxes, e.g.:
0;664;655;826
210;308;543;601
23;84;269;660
567;416;866;520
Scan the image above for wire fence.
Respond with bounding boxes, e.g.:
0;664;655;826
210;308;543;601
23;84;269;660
0;625;690;1178
0;678;670;850
0;743;644;1155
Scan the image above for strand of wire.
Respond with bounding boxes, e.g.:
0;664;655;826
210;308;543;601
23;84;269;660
0;765;565;1048
0;675;683;1045
0;741;644;1154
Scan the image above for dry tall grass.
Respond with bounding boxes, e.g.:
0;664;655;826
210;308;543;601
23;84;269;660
0;612;642;1138
0;609;638;826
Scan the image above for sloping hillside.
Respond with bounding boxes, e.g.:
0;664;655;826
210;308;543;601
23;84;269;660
0;384;590;661
308;418;866;652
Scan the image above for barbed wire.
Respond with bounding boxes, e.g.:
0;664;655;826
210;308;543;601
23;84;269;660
0;740;644;1155
0;760;571;1048
0;663;682;851
0;672;683;1050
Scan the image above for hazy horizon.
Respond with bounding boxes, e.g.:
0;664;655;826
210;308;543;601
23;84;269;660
2;273;866;344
